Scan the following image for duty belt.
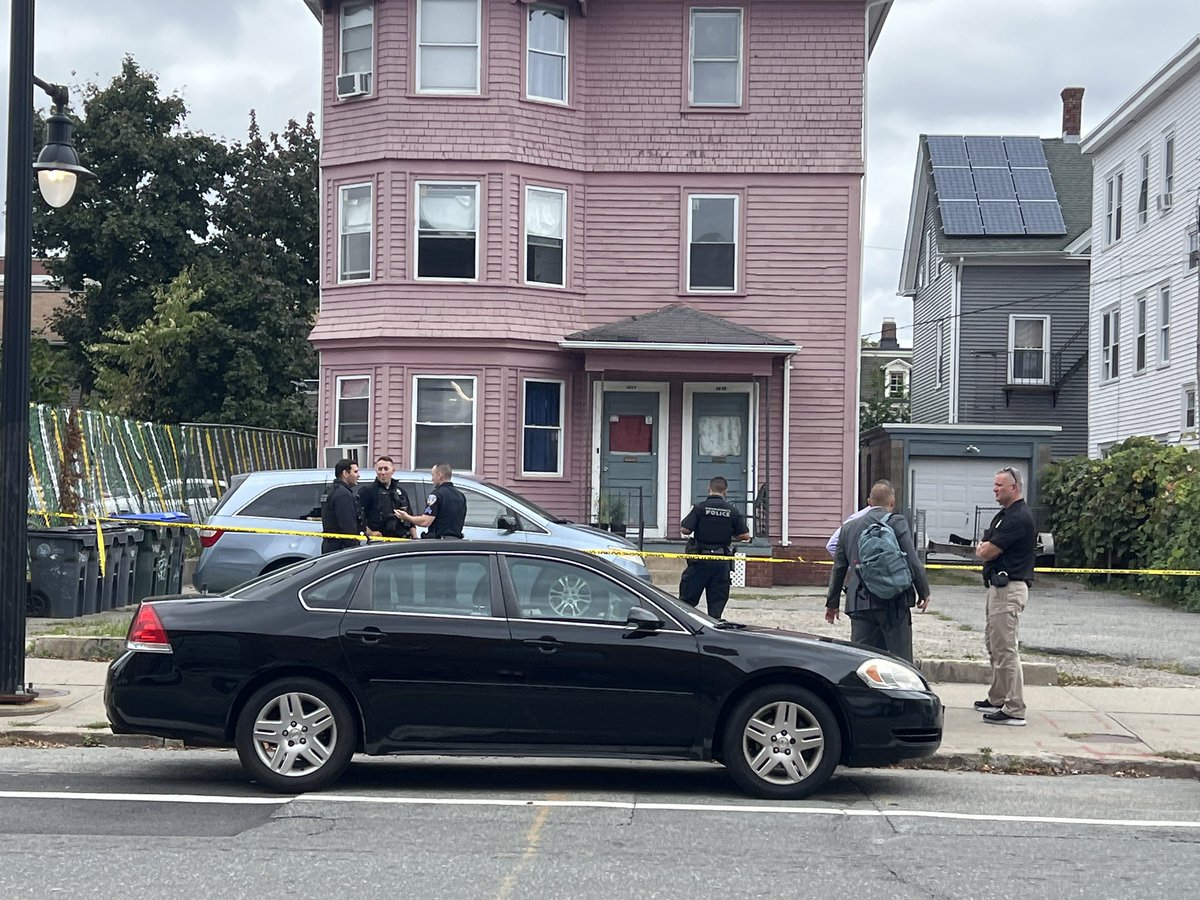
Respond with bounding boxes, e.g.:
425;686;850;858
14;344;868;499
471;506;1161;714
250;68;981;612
698;545;731;554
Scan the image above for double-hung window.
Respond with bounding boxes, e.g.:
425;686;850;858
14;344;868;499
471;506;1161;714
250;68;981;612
1188;230;1199;272
417;0;481;94
1162;132;1175;201
416;182;479;280
687;194;738;291
1101;308;1120;382
522;380;564;476
340;2;374;93
1137;150;1150;227
1159;286;1172;363
935;319;946;388
885;369;907;399
1105;171;1123;245
338;183;373;282
1134;294;1147;372
525;187;566;287
527;5;568;104
336;376;371;446
1185;385;1196;432
689;9;743;106
1009;316;1049;384
413;376;476;472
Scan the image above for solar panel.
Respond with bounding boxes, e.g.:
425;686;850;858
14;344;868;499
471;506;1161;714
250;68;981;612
1021;201;1067;235
973;168;1017;200
1012;168;1057;201
928;135;969;166
933;167;975;200
1003;136;1047;167
980;201;1025;234
966;137;1008;166
940;200;984;235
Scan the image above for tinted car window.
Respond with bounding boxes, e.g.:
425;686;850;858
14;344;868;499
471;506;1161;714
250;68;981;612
300;566;364;611
504;557;641;624
237;483;325;519
461;488;508;529
368;554;493;616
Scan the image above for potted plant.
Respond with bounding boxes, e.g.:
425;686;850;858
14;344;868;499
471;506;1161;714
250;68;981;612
600;494;627;535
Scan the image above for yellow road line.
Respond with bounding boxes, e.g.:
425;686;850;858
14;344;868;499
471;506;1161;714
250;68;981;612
495;802;554;900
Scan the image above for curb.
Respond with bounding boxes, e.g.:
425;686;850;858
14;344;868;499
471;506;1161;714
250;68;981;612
900;751;1200;780
919;658;1058;686
0;728;184;749
28;636;124;660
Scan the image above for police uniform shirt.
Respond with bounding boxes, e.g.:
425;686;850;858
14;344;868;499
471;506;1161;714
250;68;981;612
363;478;412;537
982;498;1037;583
425;481;467;539
682;495;747;550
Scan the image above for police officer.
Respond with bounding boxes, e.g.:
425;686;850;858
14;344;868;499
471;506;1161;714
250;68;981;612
360;455;417;540
678;476;750;618
320;458;363;554
399;462;467;539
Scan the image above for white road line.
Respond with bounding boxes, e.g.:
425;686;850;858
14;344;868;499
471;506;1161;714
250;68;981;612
1;789;1198;829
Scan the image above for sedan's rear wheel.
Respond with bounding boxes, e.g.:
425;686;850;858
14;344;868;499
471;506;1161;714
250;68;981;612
721;685;841;800
235;677;355;793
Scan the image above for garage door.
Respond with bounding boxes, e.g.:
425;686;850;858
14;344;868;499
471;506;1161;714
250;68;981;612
909;458;1028;546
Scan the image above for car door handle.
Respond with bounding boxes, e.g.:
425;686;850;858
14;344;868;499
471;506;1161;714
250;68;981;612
523;638;561;654
346;628;386;644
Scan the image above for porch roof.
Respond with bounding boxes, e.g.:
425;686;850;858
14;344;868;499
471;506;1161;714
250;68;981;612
560;305;797;355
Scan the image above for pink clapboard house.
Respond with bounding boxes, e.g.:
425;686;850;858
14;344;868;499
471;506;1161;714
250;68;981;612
301;0;891;583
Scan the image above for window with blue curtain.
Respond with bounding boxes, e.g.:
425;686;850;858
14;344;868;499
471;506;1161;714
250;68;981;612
523;380;562;475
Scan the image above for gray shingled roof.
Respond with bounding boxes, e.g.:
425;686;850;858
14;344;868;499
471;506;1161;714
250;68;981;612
925;137;1093;255
565;304;794;346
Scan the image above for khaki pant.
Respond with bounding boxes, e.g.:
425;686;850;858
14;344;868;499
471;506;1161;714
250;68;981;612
985;581;1028;718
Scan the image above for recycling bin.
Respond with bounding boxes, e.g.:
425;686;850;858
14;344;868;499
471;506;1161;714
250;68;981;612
113;512;191;598
27;527;100;618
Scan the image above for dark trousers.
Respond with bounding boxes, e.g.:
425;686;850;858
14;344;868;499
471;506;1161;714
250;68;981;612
848;604;914;663
678;559;732;618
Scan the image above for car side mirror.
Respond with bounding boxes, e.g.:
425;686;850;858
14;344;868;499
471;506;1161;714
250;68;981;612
497;513;519;534
624;607;664;632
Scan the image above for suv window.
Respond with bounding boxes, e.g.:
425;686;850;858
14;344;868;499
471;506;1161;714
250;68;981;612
237;483;325;520
461;488;509;529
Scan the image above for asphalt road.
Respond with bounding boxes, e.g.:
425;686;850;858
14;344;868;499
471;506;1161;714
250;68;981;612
0;747;1197;898
924;575;1200;672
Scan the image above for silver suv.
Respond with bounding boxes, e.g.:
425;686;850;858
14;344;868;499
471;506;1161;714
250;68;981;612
193;468;650;593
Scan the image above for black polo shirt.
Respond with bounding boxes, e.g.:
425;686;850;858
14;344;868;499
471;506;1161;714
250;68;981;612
983;498;1037;583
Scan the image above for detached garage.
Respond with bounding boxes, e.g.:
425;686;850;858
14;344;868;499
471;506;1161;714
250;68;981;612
859;424;1060;548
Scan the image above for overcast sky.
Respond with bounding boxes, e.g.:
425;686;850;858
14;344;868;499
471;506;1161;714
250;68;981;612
0;0;1195;346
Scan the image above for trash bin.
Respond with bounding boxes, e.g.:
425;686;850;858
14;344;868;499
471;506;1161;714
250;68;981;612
97;526;139;612
27;527;100;618
113;512;191;599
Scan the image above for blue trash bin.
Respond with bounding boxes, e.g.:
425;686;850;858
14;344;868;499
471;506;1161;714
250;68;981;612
114;512;191;598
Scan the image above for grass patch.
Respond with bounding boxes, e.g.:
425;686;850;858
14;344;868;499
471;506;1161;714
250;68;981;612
81;733;103;748
927;568;982;587
10;721;37;727
39;620;130;638
83;721;110;730
1158;750;1200;763
1137;660;1200;676
1057;672;1124;687
928;611;955;621
957;624;974;631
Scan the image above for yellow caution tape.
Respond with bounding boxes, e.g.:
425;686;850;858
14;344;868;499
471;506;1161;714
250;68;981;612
28;447;51;528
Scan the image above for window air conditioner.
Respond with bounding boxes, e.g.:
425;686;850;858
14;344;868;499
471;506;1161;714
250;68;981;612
323;445;369;467
336;72;370;99
1157;191;1173;212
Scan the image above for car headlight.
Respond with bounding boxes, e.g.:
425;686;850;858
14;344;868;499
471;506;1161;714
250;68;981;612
856;658;926;692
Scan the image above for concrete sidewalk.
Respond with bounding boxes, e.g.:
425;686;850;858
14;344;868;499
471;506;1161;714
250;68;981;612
3;657;1197;779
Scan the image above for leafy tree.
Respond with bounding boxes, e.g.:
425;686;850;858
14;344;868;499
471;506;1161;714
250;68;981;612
859;368;910;432
0;332;72;405
33;56;230;394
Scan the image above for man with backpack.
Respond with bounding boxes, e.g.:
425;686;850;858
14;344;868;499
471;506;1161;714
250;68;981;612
824;480;931;663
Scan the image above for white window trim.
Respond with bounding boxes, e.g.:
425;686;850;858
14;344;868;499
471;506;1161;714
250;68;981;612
520;378;565;477
414;180;481;282
1101;307;1120;383
1007;314;1050;385
1162;129;1176;200
1187;229;1199;272
339;1;375;82
883;363;909;399
416;0;482;95
1136;148;1150;228
688;8;744;107
1133;294;1148;373
411;374;478;474
935;319;945;389
525;4;569;105
1104;170;1123;246
334;375;372;451
1158;284;1172;367
523;185;567;288
1184;383;1197;435
337;182;374;283
686;193;739;293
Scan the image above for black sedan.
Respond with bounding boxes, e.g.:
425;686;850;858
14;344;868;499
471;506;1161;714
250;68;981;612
106;541;942;799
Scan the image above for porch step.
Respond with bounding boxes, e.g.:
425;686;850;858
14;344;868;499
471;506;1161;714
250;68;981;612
645;556;685;590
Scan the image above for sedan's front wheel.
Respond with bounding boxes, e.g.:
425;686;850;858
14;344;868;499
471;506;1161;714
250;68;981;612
721;685;842;800
235;677;355;793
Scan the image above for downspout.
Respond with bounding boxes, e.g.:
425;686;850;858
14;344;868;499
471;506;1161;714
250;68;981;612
781;354;794;546
950;259;963;423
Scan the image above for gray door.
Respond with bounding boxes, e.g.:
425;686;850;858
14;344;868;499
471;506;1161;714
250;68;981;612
600;391;660;529
690;392;749;510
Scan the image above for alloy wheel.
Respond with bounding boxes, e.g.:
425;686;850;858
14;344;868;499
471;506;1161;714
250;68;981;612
740;700;825;785
251;690;339;778
547;574;594;617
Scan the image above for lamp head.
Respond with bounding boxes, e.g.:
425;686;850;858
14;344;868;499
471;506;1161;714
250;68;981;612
33;109;95;207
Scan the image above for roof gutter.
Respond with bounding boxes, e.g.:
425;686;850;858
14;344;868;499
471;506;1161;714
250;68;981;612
302;0;322;22
557;340;797;354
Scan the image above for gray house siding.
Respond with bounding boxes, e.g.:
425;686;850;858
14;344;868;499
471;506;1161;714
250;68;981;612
910;201;953;423
957;265;1089;457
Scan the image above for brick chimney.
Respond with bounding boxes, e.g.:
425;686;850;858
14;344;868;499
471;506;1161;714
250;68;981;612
1061;87;1084;144
879;317;899;350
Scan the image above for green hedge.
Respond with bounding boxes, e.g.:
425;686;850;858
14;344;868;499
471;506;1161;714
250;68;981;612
1041;436;1200;610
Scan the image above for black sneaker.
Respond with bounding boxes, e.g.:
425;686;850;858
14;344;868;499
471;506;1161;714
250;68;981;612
982;709;1027;727
973;699;1002;712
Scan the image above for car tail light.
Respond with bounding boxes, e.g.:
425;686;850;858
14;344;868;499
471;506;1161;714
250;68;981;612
198;528;224;548
127;604;173;654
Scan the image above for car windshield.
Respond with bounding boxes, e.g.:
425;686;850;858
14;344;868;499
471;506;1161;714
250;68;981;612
227;558;319;599
481;482;569;523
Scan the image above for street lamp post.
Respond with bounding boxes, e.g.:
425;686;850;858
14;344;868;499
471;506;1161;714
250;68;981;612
1;0;94;702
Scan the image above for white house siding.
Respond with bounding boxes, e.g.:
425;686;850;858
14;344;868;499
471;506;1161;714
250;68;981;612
1086;47;1200;457
910;199;955;423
